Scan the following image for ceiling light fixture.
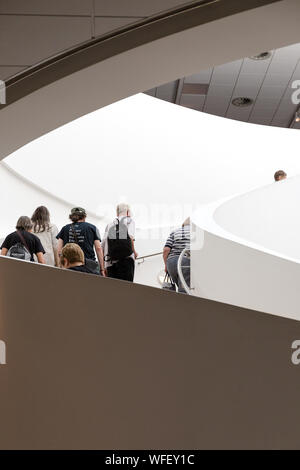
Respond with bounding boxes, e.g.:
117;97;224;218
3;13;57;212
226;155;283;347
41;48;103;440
250;52;271;60
232;97;253;107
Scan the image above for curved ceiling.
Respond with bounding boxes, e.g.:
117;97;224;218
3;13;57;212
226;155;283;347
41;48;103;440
147;42;300;129
0;0;299;162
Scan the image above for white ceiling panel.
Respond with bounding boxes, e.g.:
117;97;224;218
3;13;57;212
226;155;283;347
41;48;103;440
210;60;243;86
94;0;192;17
271;97;297;126
235;73;265;88
203;85;234;116
267;51;299;76
180;94;205;110
232;84;263;100
263;73;297;87
248;102;281;124
156;81;178;102
240;54;273;75
226;105;254;122
256;85;286;99
0;16;91;65
0;1;92;15
144;88;157;97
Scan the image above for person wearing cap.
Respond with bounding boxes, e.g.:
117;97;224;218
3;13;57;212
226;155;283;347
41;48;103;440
57;207;105;276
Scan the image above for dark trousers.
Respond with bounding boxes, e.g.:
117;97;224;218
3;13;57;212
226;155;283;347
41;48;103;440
107;257;135;282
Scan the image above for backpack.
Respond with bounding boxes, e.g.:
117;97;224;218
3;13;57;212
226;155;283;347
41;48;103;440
107;218;133;261
7;231;34;262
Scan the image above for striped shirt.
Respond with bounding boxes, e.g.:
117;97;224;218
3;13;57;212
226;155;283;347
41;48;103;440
164;225;190;259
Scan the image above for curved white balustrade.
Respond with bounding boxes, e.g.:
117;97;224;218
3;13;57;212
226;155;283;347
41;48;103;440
191;177;300;320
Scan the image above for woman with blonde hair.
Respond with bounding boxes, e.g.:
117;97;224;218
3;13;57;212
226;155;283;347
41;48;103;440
31;206;59;266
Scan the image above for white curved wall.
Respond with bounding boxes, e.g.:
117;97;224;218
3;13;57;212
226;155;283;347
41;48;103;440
214;176;300;261
5;94;300;236
191;179;300;320
3;93;300;290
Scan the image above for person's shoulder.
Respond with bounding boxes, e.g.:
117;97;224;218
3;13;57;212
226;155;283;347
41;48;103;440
4;231;16;241
7;231;16;237
60;223;71;231
84;221;97;229
69;265;93;274
168;228;177;236
28;231;41;241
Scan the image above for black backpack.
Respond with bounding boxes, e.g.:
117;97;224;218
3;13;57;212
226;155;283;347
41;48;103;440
107;218;133;261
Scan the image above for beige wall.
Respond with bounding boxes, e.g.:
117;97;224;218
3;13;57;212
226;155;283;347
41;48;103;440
1;256;300;449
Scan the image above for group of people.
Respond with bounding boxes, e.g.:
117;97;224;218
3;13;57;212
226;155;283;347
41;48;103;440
0;203;139;281
0;169;287;292
0;203;190;292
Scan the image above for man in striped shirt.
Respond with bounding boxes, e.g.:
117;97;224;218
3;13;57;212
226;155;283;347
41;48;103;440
163;218;190;293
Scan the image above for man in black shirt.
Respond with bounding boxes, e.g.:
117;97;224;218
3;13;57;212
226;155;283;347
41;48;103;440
56;207;105;275
1;216;45;263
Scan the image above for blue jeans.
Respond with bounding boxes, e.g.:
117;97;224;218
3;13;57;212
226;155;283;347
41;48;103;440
167;255;190;294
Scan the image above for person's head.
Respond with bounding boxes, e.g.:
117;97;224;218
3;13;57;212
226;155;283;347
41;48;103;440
116;203;131;217
182;217;190;227
31;206;50;232
274;170;287;182
16;216;33;232
69;207;87;223
60;243;85;269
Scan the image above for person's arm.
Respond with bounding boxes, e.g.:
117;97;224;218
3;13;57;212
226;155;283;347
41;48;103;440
163;231;174;272
94;240;106;276
128;219;138;259
53;248;59;267
57;238;64;258
1;248;8;256
130;237;138;259
163;247;171;272
36;252;46;264
1;235;10;256
51;225;60;267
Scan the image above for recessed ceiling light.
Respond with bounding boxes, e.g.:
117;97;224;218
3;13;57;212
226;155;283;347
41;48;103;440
232;97;253;107
250;52;271;60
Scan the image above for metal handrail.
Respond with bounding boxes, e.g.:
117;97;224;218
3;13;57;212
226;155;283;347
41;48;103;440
137;252;163;263
177;248;191;295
